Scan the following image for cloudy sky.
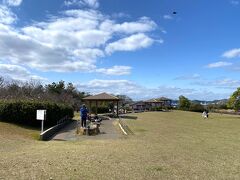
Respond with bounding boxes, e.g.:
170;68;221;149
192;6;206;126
0;0;240;100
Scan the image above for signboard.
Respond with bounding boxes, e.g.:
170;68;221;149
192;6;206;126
37;110;46;134
37;110;46;121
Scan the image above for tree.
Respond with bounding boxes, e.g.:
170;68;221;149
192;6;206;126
179;95;191;110
66;83;75;94
228;88;240;111
46;80;65;94
116;95;133;107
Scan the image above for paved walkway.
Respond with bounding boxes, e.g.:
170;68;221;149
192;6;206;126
52;119;122;141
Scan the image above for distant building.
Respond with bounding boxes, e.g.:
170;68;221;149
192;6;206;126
131;97;172;112
156;97;172;108
131;101;146;112
145;98;164;110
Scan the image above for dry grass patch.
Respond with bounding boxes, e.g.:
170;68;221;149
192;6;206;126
0;121;39;140
1;111;240;179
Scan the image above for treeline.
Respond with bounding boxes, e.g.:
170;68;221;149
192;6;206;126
178;87;240;113
0;77;86;127
0;77;88;110
178;95;205;112
178;95;230;112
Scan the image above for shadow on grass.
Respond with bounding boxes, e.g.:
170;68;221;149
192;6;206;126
0;120;40;130
0;120;41;140
120;116;138;120
0;119;81;141
147;166;164;172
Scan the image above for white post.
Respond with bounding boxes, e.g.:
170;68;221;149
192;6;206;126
41;119;44;133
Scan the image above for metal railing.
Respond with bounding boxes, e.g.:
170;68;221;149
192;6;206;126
57;115;69;125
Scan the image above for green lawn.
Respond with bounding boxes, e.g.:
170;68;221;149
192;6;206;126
1;111;240;179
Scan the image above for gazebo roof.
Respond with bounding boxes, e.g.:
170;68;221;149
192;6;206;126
83;92;119;101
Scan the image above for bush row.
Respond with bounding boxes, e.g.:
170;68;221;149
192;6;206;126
150;107;163;111
0;100;74;127
189;103;205;112
178;103;205;113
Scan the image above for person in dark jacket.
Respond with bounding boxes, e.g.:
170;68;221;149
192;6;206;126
80;104;88;128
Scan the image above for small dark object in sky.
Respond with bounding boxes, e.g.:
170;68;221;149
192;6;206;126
173;12;177;15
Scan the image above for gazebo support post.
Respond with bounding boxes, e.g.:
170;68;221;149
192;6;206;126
95;100;98;115
89;101;92;115
117;100;119;117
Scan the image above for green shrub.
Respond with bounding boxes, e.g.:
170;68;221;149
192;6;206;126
150;107;157;111
0;100;74;127
189;103;205;112
150;107;162;111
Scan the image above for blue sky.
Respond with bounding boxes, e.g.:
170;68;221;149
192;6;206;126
0;0;240;100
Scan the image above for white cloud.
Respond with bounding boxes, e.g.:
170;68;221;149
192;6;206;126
96;66;131;75
192;78;240;89
0;31;97;72
222;48;240;58
0;5;16;24
64;0;99;9
163;15;173;20
102;17;157;34
72;48;104;60
112;12;130;19
76;79;229;100
160;28;167;34
105;33;155;54
0;64;46;81
230;0;239;5
82;0;99;9
3;0;22;6
76;79;139;96
206;61;233;68
186;90;230;101
0;4;159;73
214;78;240;88
175;74;201;80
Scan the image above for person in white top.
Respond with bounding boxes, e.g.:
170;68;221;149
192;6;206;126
202;110;208;119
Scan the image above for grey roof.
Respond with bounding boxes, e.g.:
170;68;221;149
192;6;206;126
145;97;172;103
157;97;172;101
131;101;146;106
83;92;119;101
145;98;160;103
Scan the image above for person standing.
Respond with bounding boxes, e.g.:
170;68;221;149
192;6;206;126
202;110;207;119
80;104;88;128
206;110;209;118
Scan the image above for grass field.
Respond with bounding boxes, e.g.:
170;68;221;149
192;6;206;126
1;111;240;179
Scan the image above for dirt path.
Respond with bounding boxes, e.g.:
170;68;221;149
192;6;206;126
52;119;122;141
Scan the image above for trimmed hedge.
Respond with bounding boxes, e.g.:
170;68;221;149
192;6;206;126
0;100;74;127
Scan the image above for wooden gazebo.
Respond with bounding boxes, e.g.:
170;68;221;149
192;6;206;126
82;92;120;116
